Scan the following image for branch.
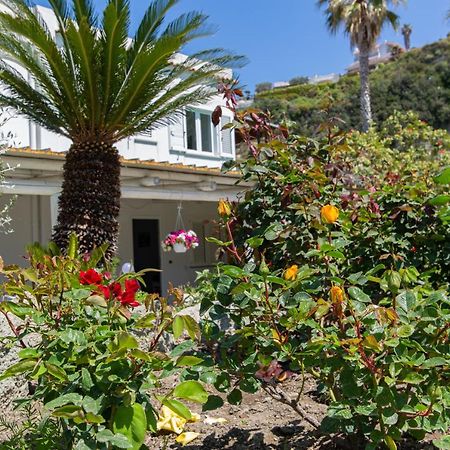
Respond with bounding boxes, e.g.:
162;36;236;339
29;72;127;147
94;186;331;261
262;382;320;429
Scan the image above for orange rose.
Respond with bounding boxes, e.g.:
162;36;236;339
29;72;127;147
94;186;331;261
330;286;344;303
217;199;231;217
284;264;298;281
321;205;339;224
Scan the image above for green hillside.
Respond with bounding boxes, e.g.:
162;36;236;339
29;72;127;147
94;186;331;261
254;36;450;135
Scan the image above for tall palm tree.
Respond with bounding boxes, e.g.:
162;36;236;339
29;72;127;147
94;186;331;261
401;23;412;50
0;0;241;257
318;0;403;132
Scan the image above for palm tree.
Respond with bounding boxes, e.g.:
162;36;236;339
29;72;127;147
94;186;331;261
0;0;241;257
318;0;403;132
401;23;412;50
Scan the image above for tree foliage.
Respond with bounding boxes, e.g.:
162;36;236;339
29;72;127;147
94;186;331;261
254;37;450;135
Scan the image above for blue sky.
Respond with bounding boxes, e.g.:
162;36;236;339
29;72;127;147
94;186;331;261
36;0;449;91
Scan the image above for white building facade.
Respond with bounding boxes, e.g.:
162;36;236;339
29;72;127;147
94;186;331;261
0;6;246;293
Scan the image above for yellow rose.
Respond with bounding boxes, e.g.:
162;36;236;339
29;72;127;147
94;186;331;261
156;405;187;435
176;432;200;446
321;205;339;224
217;199;231;217
330;286;344;303
284;264;298;281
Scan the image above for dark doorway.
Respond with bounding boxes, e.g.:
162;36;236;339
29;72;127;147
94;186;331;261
132;219;161;294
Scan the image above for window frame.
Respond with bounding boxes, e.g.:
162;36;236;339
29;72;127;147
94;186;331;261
183;108;234;158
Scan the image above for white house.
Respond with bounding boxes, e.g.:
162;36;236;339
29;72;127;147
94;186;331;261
0;6;247;294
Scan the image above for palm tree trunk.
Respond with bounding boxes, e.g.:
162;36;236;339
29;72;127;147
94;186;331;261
52;141;121;259
359;42;372;132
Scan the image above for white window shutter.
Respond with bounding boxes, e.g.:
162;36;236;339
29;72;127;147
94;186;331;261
221;116;233;154
170;116;185;149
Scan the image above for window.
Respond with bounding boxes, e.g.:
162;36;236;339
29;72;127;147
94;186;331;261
186;110;197;150
185;109;234;156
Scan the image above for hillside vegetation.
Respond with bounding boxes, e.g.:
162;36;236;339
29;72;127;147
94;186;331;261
254;36;450;135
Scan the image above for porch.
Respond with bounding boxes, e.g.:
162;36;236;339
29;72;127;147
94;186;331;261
0;148;246;293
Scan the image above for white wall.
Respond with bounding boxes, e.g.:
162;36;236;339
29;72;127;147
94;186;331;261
0;194;52;265
0;194;219;292
118;199;218;291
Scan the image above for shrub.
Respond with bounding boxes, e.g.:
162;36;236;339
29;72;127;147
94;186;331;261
0;237;208;449
197;259;450;449
195;92;450;448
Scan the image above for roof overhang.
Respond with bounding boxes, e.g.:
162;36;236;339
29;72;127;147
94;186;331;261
1;148;250;202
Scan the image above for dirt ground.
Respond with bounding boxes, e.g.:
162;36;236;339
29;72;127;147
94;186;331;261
146;376;438;450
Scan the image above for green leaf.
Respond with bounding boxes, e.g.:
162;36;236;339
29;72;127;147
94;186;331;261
246;236;264;249
402;372;425;384
182;315;201;340
85;295;107;307
82;368;94;390
227;389;242;405
45;363;68;381
176;355;204;367
348;287;371;303
18;348;41;359
434;167;450;185
85;412;105;424
0;359;37;381
173;315;184;340
422;357;447;368
434;436;450;449
173;380;209;404
82;395;104;415
162;398;192;421
112;404;147;450
52;405;83;418
384;436;397;450
202;395;224;412
110;332;139;352
221;265;246;278
135;313;156;328
0;301;33;319
96;430;132;449
68;233;78;259
429;194;450;206
45;393;83;410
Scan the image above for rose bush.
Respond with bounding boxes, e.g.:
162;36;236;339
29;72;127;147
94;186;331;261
0;236;209;449
191;89;450;448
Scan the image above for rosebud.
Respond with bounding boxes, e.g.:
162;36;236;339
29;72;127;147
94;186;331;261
217;199;231;217
321;205;339;224
386;270;402;293
330;286;344;303
259;257;270;276
284;264;298;281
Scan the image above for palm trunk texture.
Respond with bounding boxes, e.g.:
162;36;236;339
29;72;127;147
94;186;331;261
52;141;121;259
359;43;373;132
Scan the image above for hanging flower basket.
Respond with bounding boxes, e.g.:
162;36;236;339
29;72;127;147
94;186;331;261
162;229;199;253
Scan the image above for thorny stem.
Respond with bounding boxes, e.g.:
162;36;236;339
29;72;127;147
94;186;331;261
262;383;320;429
225;220;242;264
2;311;26;348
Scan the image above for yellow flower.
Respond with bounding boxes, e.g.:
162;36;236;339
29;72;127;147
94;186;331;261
217;199;232;217
156;405;187;435
175;432;200;446
284;264;298;281
321;205;339;224
330;286;344;303
0;256;3;272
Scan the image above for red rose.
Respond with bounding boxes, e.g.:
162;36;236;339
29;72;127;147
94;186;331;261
109;282;123;299
97;285;111;299
124;279;140;294
80;269;103;286
119;279;141;308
